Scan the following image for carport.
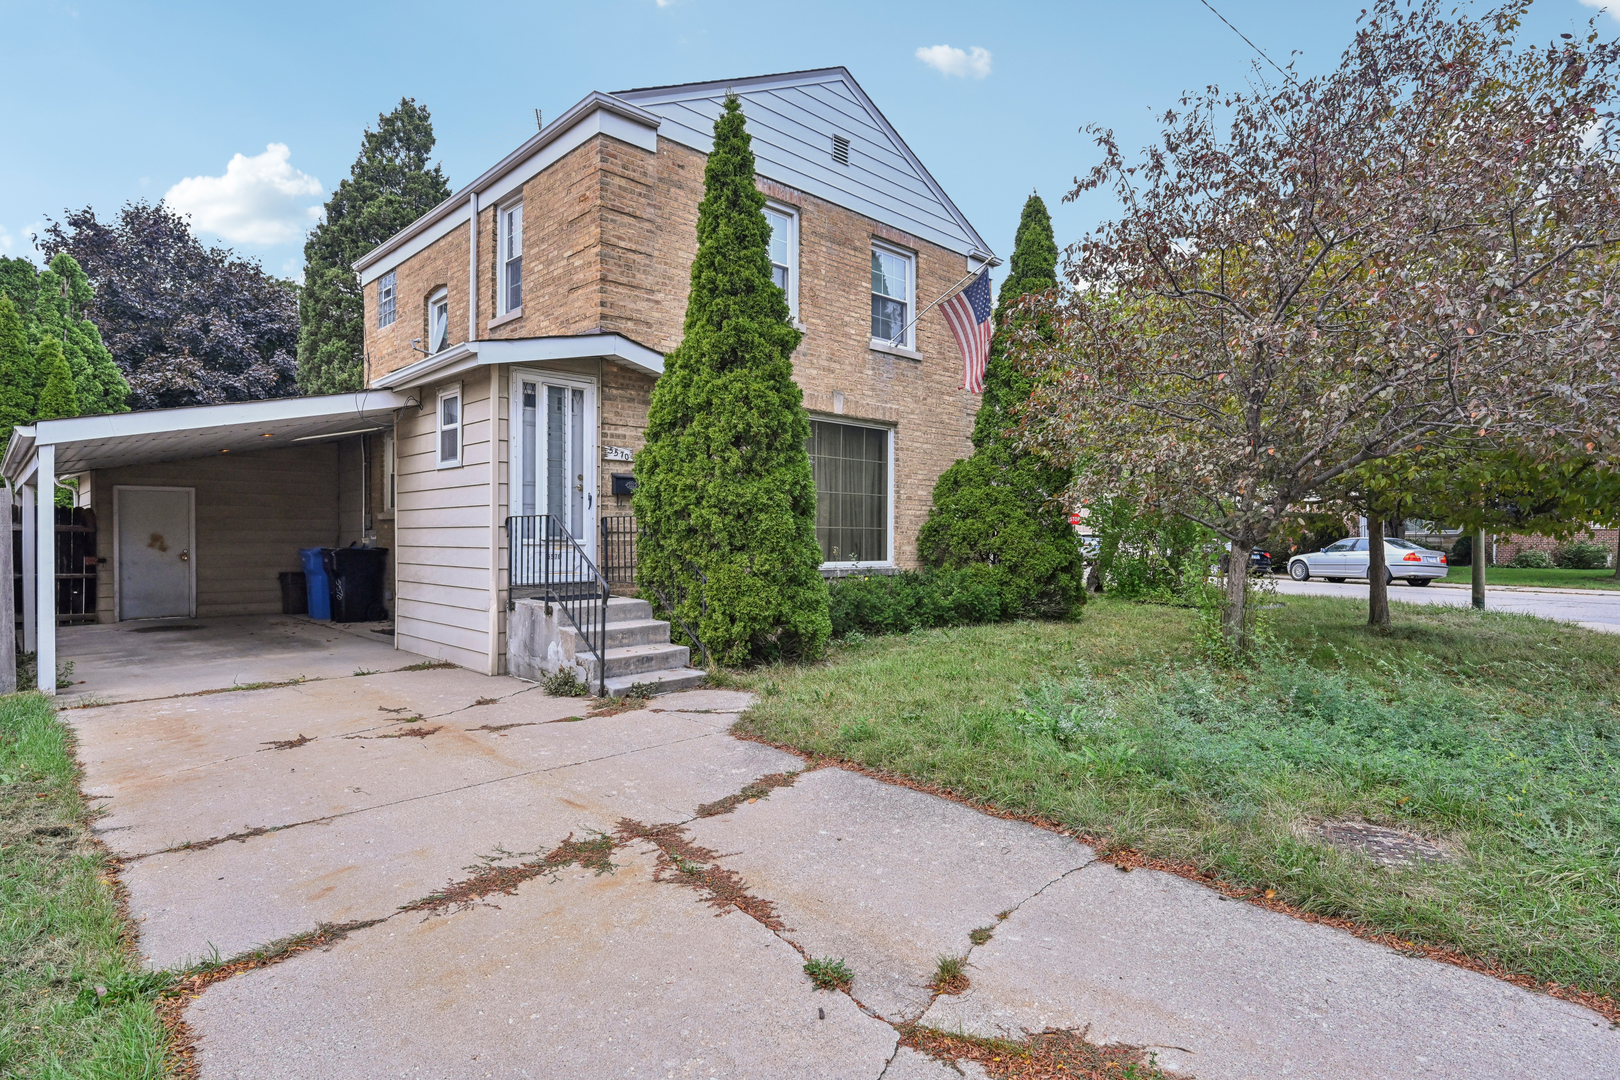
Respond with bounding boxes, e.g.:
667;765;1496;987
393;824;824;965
2;390;409;693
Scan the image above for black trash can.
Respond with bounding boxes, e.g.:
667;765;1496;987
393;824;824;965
322;547;390;623
278;571;308;615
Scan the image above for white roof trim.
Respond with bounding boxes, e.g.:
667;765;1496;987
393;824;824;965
353;93;662;284
2;390;411;482
369;333;665;390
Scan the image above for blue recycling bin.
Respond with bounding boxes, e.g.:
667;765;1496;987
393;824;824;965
299;547;332;620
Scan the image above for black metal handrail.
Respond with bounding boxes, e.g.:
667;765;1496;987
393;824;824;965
600;515;638;585
505;515;610;695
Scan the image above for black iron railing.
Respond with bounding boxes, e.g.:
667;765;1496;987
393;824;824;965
505;515;610;695
600;515;638;585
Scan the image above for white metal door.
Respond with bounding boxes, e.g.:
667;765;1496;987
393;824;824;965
116;486;194;619
514;372;597;568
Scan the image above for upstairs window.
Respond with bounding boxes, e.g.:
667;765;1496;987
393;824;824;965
429;288;450;353
871;244;914;347
437;386;462;469
764;205;798;316
500;203;523;314
377;271;396;328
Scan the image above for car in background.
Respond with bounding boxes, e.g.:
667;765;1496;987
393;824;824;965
1287;537;1448;585
1217;544;1273;575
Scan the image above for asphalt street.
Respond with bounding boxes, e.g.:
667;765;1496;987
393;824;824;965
1267;576;1620;634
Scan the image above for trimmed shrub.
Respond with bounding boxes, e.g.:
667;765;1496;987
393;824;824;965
1448;533;1473;566
827;567;1009;638
1509;548;1554;569
1553;540;1610;570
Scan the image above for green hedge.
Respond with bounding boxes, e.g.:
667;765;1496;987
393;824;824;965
1554;540;1610;569
827;566;1014;638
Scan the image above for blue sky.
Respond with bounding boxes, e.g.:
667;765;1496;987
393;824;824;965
2;0;1608;286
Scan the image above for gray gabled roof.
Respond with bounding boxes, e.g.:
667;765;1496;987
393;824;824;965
615;68;996;264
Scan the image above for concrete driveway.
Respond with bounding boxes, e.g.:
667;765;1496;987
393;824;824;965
1268;577;1620;633
72;663;1618;1078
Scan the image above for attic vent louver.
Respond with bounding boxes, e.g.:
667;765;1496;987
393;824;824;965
831;134;850;166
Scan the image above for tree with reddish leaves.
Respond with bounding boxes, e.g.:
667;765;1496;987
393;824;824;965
38;202;299;411
1018;0;1620;648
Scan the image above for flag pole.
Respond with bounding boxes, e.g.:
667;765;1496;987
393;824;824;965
889;267;984;346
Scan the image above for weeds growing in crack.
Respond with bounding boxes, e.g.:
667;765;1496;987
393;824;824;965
900;1025;1168;1080
400;832;617;916
257;734;313;752
616;819;786;931
930;954;969;995
397;660;457;672
347;725;439;741
803;956;853;992
969;926;995;945
468;721;541;733
694;770;801;817
472;697;499;706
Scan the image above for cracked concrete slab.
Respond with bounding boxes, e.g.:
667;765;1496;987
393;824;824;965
882;1047;988;1079
123;731;799;968
685;767;1094;1021
185;846;900;1080
919;861;1619;1079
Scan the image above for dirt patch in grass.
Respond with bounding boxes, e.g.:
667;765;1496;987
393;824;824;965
616;819;787;932
900;1024;1169;1079
399;833;616;916
694;770;803;817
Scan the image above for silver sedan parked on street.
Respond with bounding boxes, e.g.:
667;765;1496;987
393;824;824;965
1287;537;1450;585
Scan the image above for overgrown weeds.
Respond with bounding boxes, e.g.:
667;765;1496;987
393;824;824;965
542;668;587;697
802;956;852;992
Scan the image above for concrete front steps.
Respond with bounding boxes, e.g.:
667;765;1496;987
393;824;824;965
579;597;707;697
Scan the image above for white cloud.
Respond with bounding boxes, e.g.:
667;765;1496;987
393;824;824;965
0;222;41;260
1578;0;1614;16
915;44;992;79
164;143;324;246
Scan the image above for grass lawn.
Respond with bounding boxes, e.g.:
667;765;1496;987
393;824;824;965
1452;565;1620;590
735;594;1620;999
1;693;170;1078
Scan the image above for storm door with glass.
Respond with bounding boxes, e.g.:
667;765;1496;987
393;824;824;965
513;373;597;583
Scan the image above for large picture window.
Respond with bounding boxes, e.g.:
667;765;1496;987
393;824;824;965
809;419;890;564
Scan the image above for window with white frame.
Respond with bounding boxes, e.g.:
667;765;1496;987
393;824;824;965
437;386;462;468
382;428;396;512
870;244;914;347
808;419;891;564
377;271;397;328
764;204;798;316
499;203;523;314
429;289;450;353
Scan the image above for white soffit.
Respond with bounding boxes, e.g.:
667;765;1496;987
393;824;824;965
2;390;411;481
615;68;996;263
368;334;665;391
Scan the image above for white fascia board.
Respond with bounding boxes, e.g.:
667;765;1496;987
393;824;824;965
355;93;661;286
370;334;664;390
2;427;36;484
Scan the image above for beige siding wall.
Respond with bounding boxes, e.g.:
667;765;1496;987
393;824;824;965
395;373;498;672
88;444;342;621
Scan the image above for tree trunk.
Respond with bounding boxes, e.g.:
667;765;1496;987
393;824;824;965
1367;512;1390;631
1223;539;1251;651
0;486;13;695
1472;527;1487;610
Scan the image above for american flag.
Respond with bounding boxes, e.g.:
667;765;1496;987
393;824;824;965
940;270;993;393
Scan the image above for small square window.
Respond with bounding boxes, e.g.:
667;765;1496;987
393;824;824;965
377;271;396;328
437;387;462;468
429;289;450;353
871;245;914;347
764;205;798;316
499;203;523;314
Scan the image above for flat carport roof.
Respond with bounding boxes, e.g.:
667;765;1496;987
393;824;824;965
3;390;411;693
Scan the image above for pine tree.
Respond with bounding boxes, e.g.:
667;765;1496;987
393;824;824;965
299;99;452;394
0;296;36;440
34;337;80;421
34;254;129;415
632;97;831;666
916;194;1085;617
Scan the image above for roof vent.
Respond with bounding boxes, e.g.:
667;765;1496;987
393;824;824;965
831;134;850;166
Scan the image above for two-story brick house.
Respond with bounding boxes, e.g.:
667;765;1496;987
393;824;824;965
352;68;997;672
3;68;995;692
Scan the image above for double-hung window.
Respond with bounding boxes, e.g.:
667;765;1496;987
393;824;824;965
808;419;891;565
499;202;523;314
377;271;396;328
764;204;798;316
437;386;462;469
429;289;450;353
870;244;914;348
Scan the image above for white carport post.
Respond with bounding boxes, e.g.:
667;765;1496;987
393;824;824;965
34;444;54;694
20;475;35;655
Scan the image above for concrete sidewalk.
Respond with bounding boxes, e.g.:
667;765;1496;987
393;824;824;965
73;670;1618;1079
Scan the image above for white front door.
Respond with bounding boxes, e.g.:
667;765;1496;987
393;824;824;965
513;371;597;559
116;486;194;619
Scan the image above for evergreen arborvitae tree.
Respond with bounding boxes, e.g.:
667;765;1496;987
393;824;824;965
34;337;80;421
0;296;36;439
299;99;452;394
34;254;129;415
632;97;831;666
916;194;1085;617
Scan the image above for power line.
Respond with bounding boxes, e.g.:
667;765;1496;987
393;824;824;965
1197;0;1299;86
